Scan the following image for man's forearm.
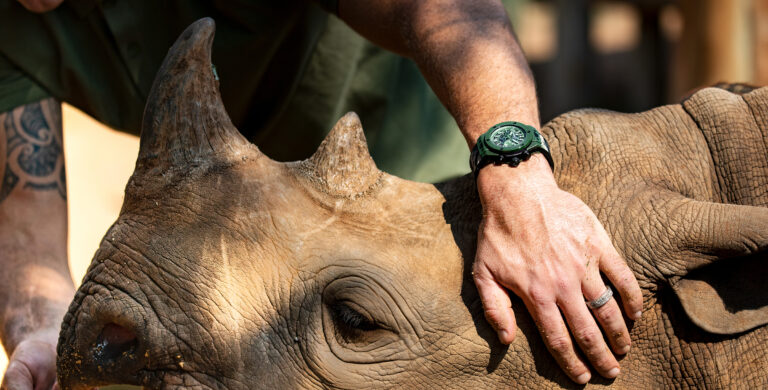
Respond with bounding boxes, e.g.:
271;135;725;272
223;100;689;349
337;2;644;383
338;0;539;145
0;98;73;354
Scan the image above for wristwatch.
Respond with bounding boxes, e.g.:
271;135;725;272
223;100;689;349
470;121;554;177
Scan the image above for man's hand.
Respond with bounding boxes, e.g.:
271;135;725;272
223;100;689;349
16;0;63;13
472;155;643;384
1;333;58;390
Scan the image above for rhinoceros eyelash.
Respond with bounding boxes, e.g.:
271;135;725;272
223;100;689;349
331;302;378;331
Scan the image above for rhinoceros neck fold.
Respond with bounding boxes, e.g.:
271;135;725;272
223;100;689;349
682;86;768;207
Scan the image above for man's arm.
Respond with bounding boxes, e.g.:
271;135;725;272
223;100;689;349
0;98;74;390
336;0;643;383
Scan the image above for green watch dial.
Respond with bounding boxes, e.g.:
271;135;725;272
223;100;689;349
487;124;533;152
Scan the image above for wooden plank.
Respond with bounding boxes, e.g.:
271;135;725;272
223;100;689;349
755;0;768;85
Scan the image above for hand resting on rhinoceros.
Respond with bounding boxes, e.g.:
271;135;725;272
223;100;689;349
56;20;768;390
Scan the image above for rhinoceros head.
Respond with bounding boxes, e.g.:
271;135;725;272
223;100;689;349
56;18;507;390
57;18;768;389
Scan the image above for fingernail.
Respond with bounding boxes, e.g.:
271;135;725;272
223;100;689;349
619;345;630;354
576;372;591;384
499;330;510;344
607;367;620;378
633;311;642;320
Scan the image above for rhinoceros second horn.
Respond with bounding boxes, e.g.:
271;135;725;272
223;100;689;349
297;112;383;197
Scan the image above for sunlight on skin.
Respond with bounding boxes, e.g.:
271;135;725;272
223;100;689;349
0;342;4;385
0;104;139;384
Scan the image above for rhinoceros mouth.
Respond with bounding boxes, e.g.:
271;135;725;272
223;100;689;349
134;368;220;390
58;361;215;390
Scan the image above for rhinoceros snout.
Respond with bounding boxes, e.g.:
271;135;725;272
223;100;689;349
57;290;152;389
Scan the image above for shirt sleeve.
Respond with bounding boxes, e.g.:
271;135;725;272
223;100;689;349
313;0;338;14
0;53;51;113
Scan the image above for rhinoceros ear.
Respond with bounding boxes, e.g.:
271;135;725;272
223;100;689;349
670;200;768;334
644;191;768;334
665;86;768;334
300;112;382;197
136;18;252;174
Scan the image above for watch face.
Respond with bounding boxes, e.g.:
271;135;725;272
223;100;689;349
487;124;530;152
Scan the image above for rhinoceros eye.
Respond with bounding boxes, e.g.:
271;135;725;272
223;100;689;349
332;302;378;329
330;302;388;343
320;274;413;363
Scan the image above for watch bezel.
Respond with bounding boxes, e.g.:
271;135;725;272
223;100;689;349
471;121;554;177
484;122;534;153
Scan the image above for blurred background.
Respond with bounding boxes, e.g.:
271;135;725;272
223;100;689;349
507;0;768;122
2;0;767;383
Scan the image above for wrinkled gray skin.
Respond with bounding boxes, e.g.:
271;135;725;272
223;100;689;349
57;19;768;389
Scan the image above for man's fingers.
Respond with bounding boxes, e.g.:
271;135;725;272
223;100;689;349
582;270;631;355
527;297;592;384
600;249;643;320
473;271;517;344
2;339;58;390
558;289;620;379
1;359;34;390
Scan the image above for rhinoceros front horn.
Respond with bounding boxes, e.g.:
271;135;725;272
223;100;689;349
136;18;251;174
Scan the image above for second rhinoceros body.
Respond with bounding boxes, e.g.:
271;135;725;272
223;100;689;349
57;19;768;389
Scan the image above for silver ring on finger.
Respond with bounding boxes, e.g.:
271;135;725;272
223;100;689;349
586;287;613;309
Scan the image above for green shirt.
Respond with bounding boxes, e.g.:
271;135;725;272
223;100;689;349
0;0;470;182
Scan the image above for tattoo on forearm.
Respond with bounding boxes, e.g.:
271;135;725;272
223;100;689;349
0;99;66;203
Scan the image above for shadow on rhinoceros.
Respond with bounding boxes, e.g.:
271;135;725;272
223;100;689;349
57;18;768;389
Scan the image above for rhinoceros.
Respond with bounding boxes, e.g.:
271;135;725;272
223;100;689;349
57;19;768;389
